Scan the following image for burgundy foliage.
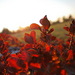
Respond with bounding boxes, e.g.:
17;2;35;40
0;15;75;75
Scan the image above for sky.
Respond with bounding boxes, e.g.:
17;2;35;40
0;0;75;31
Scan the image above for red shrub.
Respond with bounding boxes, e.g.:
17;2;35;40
0;15;75;75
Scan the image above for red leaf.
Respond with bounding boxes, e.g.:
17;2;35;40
4;41;9;45
60;69;67;75
24;31;36;43
56;44;63;52
0;39;4;50
66;50;73;60
32;54;39;57
7;57;21;70
63;26;70;31
48;28;54;33
18;54;26;61
30;63;41;69
30;23;41;30
18;51;30;61
24;33;34;44
30;31;36;43
45;44;50;52
23;44;32;50
40;15;51;30
10;54;18;58
28;49;37;53
51;36;56;40
17;59;28;71
2;49;8;54
27;49;39;57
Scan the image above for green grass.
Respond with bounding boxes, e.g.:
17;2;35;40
50;21;71;41
11;21;72;42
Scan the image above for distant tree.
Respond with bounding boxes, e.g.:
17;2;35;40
52;18;61;25
12;31;16;34
63;16;67;22
68;15;73;20
56;18;61;23
63;15;73;22
1;28;11;34
16;30;22;33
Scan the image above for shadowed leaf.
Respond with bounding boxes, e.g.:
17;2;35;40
40;15;51;30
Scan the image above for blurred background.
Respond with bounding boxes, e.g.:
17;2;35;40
0;0;75;41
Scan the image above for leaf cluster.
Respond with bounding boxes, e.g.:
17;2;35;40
0;15;75;75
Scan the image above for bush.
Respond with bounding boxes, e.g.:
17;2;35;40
0;15;75;75
1;28;11;34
